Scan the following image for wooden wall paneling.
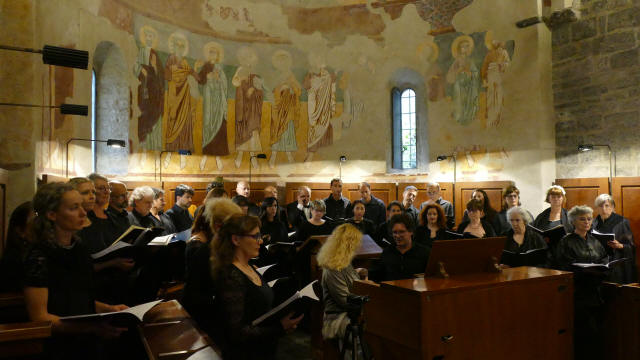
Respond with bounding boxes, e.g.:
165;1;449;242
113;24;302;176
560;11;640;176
343;183;397;207
163;181;210;210
39;174;67;184
454;181;513;227
612;177;640;269
225;181;278;206
397;182;453;211
554;178;609;210
284;182;339;205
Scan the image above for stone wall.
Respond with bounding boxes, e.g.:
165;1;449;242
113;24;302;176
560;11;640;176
553;0;640;178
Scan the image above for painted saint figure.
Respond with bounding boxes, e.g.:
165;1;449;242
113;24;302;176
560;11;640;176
195;41;229;170
482;38;510;127
269;50;300;168
304;59;336;162
164;32;196;153
133;25;164;151
233;46;263;169
446;35;480;125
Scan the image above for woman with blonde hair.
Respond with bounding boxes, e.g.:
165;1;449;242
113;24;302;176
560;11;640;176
318;224;367;340
533;185;573;234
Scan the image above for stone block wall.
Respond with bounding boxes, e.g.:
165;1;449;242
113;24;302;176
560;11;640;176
552;0;640;178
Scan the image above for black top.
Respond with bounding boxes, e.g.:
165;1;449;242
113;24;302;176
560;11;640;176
404;205;419;227
493;209;535;236
503;228;547;253
295;220;335;242
346;218;376;237
555;232;608;308
164;204;194;233
78;211;114;254
593;213;637;284
413;226;450;249
358;195;387;226
456;219;497;238
105;206;132;239
183;238;216;334
261;219;289;244
0;235;27;292
374;221;393;248
324;195;350;221
154;212;177;235
420;198;455;229
533;207;574;233
369;244;430;282
215;265;283;359
23;240;95;317
286;201;309;231
127;208;161;229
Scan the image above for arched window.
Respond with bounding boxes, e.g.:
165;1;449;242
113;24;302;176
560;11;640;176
392;88;417;169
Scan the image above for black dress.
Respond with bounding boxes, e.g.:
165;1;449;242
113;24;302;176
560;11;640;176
214;265;284;360
294;220;335;242
23;239;103;359
502;229;548;267
346;218;376;237
413;226;450;249
183;238;216;335
592;213;637;284
456;219;496;238
555;232;608;360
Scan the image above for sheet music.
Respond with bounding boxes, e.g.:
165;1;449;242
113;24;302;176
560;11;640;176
256;264;276;275
91;241;131;259
185;346;222;360
252;280;318;326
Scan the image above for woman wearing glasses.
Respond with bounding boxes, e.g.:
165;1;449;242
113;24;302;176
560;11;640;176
211;214;303;359
493;184;534;236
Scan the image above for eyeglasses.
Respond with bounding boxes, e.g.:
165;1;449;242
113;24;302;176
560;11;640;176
241;233;262;242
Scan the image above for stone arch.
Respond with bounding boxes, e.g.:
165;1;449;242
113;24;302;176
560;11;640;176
92;41;129;175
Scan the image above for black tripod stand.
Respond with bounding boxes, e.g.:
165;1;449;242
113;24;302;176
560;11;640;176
340;295;372;360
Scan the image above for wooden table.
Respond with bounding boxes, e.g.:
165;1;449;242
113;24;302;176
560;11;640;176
603;282;640;360
139;300;221;360
353;267;574;360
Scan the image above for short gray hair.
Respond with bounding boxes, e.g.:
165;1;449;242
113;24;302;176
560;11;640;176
87;173;108;182
506;206;532;225
567;205;593;225
129;186;154;207
298;186;311;195
310;199;326;212
594;194;615;208
426;182;440;189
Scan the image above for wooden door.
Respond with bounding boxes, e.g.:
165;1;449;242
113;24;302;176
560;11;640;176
454;181;513;226
225;181;278;206
612;177;640;267
554;178;609;210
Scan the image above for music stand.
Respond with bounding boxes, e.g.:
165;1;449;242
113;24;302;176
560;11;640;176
425;237;506;278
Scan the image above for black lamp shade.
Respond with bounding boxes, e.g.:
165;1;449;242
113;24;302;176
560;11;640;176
178;149;192;155
107;139;126;148
340;156;347;162
256;153;267;159
578;144;594;152
42;45;88;70
436;155;448;161
60;103;88;116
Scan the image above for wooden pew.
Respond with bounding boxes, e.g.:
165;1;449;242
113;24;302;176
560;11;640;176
0;321;51;359
353;267;574;360
139;300;221;360
602;282;640;359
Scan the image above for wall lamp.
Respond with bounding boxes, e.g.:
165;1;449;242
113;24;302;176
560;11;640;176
0;44;89;69
0;102;88;116
339;155;347;180
156;149;192;182
66;138;126;178
436;154;457;211
249;153;267;187
577;144;615;194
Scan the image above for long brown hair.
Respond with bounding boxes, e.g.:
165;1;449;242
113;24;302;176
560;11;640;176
31;182;76;247
419;203;446;229
210;214;261;278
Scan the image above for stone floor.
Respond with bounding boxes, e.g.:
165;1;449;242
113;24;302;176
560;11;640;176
276;329;312;359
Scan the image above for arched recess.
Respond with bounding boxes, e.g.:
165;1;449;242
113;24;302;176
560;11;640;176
388;67;428;174
92;41;129;175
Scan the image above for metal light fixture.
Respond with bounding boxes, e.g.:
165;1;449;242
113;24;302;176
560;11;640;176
157;150;192;182
0;44;89;69
437;154;457;212
0;102;88;115
339;155;347;180
577;144;614;194
66;138;126;177
249;153;267;187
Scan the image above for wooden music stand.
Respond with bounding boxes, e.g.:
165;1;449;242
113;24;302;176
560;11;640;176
425;237;506;278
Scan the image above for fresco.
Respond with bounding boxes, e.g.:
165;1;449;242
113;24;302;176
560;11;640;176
132;15;351;173
431;31;514;128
